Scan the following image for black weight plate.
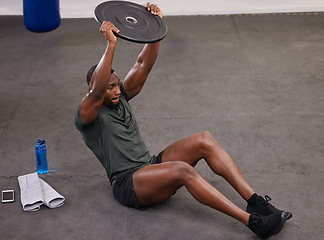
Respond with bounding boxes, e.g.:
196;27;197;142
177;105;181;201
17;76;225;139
95;1;167;43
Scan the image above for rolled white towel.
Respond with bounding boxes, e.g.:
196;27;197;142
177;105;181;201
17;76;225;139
39;178;65;208
18;172;44;211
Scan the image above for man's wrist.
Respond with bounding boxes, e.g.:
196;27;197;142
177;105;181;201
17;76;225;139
108;41;116;48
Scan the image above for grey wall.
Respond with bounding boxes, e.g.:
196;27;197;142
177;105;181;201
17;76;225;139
1;0;324;18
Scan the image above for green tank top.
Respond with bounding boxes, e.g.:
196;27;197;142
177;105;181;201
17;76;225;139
74;83;153;185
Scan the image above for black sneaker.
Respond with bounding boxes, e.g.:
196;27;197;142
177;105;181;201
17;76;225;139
247;194;292;220
248;212;286;239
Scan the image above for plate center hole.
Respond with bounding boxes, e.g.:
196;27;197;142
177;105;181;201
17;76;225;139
126;16;137;24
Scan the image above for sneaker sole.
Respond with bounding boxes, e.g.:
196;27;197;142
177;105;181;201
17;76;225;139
259;212;286;239
247;208;293;221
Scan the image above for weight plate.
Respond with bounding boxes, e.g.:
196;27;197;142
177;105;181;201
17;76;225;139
95;1;167;43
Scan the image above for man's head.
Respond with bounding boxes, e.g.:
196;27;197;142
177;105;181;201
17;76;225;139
87;65;120;107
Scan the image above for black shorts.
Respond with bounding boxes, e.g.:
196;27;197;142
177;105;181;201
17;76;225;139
112;151;163;209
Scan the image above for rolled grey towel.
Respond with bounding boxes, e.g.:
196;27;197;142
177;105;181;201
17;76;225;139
18;172;65;211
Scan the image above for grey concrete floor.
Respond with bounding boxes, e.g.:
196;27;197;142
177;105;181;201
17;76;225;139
0;13;323;239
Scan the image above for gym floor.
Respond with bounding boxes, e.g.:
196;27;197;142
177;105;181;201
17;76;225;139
0;13;323;239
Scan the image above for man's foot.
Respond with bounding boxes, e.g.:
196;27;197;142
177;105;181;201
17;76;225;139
247;194;292;220
248;212;286;239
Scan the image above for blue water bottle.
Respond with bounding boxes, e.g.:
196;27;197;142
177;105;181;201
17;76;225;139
35;138;48;174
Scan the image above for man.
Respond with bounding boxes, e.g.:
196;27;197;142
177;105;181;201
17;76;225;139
75;3;292;239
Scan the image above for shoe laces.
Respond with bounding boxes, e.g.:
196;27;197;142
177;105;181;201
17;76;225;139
258;195;272;206
260;195;277;211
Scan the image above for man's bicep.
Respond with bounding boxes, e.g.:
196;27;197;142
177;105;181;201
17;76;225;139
123;64;149;99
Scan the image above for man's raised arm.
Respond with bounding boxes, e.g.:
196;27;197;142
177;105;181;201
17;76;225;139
123;3;163;99
78;21;119;124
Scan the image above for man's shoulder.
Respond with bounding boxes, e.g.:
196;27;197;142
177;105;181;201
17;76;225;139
74;106;92;131
74;106;101;132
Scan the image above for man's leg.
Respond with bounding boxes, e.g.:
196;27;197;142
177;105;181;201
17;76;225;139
133;161;250;225
161;131;254;200
160;131;292;220
133;132;289;238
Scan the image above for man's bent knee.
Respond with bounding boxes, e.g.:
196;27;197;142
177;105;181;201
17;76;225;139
198;131;219;151
169;161;197;184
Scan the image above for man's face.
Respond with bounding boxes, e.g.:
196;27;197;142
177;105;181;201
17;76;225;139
103;72;121;107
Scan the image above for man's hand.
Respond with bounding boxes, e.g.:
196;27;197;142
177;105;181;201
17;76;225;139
146;2;163;18
99;21;120;43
